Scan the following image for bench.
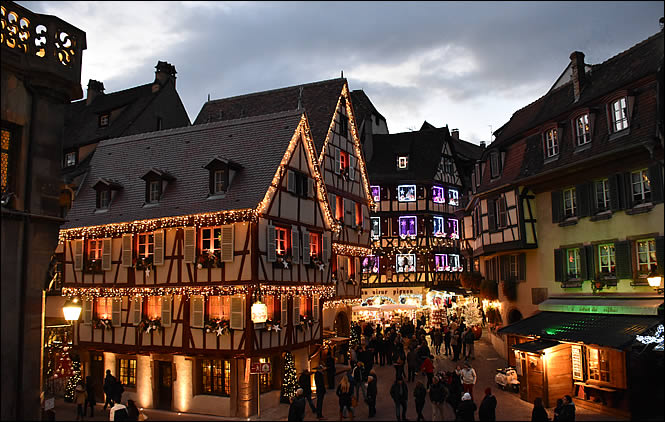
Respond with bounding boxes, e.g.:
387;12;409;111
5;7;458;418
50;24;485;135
574;382;617;406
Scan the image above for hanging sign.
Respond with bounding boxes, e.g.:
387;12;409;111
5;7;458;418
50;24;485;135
571;345;583;381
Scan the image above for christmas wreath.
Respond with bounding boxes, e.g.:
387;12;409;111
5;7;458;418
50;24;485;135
85;259;103;273
204;319;231;336
138;317;163;333
92;317;112;330
197;250;223;269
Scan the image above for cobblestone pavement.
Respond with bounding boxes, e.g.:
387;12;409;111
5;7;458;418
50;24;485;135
53;329;628;421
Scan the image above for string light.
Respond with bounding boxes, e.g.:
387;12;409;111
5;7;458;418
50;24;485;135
333;243;372;257
322;298;362;309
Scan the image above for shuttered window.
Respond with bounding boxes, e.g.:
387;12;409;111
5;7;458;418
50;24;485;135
275;227;288;256
96;297;113;320
161;295;172;327
230;295;245;330
293;297;300;325
220;225;234;262
73;239;84;271
138;233;154;258
153;230;165;266
594;179;610;211
83;299;93;324
208;296;230;320
291;226;300;264
122;234;133;267
111;299;122;327
190;295;205;328
598;244;616;275
302;230;311;264
102;238;113;271
349;155;356;181
183;228;196;263
566;248;581;279
266;224;276;262
88;239;103;260
631;169;651;205
132;297;143;325
334;148;341;175
281;295;288;326
563;188;576;218
636;239;657;274
322;233;329;263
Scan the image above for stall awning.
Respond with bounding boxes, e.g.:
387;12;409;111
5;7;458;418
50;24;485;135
498;311;661;349
512;339;561;353
539;298;663;316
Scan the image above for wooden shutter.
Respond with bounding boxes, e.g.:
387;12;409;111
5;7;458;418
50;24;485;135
500;255;509;281
345;199;353;226
580;246;592;281
554;249;564;282
334;148;341;174
329;193;336;218
576;184;590;217
626;95;635;124
551;191;562;223
153;229;165;266
308;178;315;198
655;236;664;274
302;230;310;265
287;170;295;193
121;234;133;267
111;298;122;327
267;224;276;262
190;296;204;328
488;199;496;231
322;233;330;263
183;228;196;264
615;240;633;280
161;296;172;327
230;295;245;330
220;225;234;262
609;174;623;211
133;297;142;325
83;299;93;324
622;173;633;209
281;295;288;326
349;155;356;181
73;239;84;271
291;226;300;264
518;253;526;281
101;238;113;271
293;297;300;325
649;163;663;203
313;295;320;321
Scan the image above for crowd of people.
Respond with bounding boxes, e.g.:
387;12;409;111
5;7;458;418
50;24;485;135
70;369;143;421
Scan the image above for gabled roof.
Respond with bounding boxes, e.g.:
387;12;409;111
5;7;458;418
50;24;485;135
350;89;386;126
62;110;304;229
194;78;346;154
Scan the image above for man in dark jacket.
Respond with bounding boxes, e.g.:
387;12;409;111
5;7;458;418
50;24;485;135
414;380;427;421
390;377;408;421
407;348;420;383
298;369;317;415
429;376;448;421
103;370;116;410
366;375;377;418
559;395;576;421
288;389;306;422
326;352;336;390
444;327;452;356
314;367;326;419
478;387;497;421
457;392;477;421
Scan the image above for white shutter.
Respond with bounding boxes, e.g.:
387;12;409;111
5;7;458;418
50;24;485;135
133;297;142;325
308;178;314;198
287;170;295;193
291;226;300;264
73;239;84;271
230;295;245;330
111;298;122;327
153;230;165;266
334;147;341;174
313;295;320;322
83;299;93;324
190;295;204;328
329;193;336;219
302;230;310;265
281;295;289;326
183;228;196;264
102;238;112;271
349;155;356;181
322;233;330;263
121;234;133;267
293;297;300;325
267;224;276;262
220;225;234;262
161;296;172;327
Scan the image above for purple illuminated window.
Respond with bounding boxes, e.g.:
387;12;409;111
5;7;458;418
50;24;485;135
433;216;445;237
362;255;379;273
398;216;417;237
370;185;381;202
432;186;445;204
447;218;459;239
435;254;448;272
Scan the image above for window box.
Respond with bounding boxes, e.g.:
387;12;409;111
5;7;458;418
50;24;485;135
297;315;315;330
625;203;654;215
92;317;112;330
197;250;224;269
307;256;326;271
590;210;612;222
558;217;579;227
138;317;163;333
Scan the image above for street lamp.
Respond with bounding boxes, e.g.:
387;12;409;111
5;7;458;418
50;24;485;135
62;297;82;323
647;269;663;294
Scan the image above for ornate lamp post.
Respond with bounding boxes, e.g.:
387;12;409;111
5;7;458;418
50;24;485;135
62;297;82;323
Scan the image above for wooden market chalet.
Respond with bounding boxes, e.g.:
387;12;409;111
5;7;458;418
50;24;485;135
59;78;374;417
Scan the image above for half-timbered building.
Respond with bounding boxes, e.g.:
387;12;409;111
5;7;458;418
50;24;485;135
59;110;338;417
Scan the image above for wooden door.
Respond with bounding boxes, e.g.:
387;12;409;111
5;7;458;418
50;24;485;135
526;353;545;404
90;353;105;403
157;361;173;410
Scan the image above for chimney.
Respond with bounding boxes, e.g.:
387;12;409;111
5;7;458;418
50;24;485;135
451;129;459;140
154;61;177;91
570;51;586;102
479;141;486;148
86;79;105;105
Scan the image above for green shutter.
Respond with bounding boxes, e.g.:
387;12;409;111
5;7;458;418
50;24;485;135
655;236;664;275
623;173;633;209
583;245;595;281
649;164;663;203
576;183;590;217
609;174;622;211
551;191;562;223
554;249;564;282
615;240;632;280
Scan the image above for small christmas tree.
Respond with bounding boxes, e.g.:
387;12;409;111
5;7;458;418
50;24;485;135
64;356;82;402
280;351;298;403
462;301;482;328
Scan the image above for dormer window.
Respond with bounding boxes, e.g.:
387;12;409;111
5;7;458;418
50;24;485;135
214;169;227;194
99;113;109;127
575;114;591;146
544;128;559;158
149;180;161;203
99;189;109;208
141;168;175;205
204;156;242;197
611;97;628;132
92;178;122;210
397;155;409;170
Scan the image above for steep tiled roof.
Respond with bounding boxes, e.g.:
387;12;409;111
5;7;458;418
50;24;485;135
62;110;304;229
194;78;346;154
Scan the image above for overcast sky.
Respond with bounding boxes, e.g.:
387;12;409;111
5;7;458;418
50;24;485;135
20;1;663;144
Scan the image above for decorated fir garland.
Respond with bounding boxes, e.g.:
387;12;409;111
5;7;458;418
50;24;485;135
138;317;163;334
263;319;282;332
296;316;315;330
92;317;112;330
197;250;223;269
133;255;154;272
274;254;292;269
203;319;231;336
84;258;102;273
64;356;81;403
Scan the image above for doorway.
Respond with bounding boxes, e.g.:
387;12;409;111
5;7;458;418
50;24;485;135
157;361;173;410
90;352;105;403
334;311;350;337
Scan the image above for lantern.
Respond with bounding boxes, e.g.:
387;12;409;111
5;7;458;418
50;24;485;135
63;298;82;322
251;301;268;324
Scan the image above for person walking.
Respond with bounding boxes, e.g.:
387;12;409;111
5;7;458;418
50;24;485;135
444;326;452;356
478;388;497;421
451;330;460;361
351;362;367;402
559;395;576;421
414;380;427;422
315;366;327;420
407;347;420;383
75;381;87;421
448;369;463;412
336;376;354;421
366;375;377;418
464;327;476;360
420;355;435;388
456;392;477;421
126;400;139;421
103;370;116;410
393;344;406;380
429;375;448;422
289;388;307;422
458;362;477;400
390;376;408;421
434;328;443;355
553;398;564;421
326;351;336;390
461;328;469;359
531;397;549;422
84;375;96;417
298;369;318;415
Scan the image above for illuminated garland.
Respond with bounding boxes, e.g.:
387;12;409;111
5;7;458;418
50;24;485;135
333;243;372;257
322;298;362;309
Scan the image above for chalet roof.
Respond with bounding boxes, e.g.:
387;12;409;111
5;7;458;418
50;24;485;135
62;110;304;229
194;78;346;154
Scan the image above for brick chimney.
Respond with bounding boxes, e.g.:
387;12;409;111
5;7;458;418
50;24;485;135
451;128;460;140
153;61;177;92
570;51;586;102
86;79;105;105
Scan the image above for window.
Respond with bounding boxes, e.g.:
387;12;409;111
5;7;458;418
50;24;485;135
443;157;455;175
138;233;154;258
214;169;227;194
448;189;459;206
88;239;103;260
566;248;581;279
449;254;460;271
335;196;343;220
370;185;380;202
275;227;288;256
340;150;349;172
259;357;272;393
96;297;113;320
398;216;417;237
205;160;230;195
474;205;482;237
432;186;445;204
362;255;379;273
300;296;308;318
563;188;576;218
370;217;381;239
1;128;13;193
432;216;445;237
434;254;447;272
355;202;362;226
339;114;348;136
509;254;519;278
495;197;507;228
396;254;415;273
636;239;657;274
595;179;610;211
264;296;275;320
99;114;109;127
397;185;416;202
208;296;230;320
397;155;408;169
474;164;481;187
490;152;500;178
149;180;161;203
146;296;161;320
588;348;610;382
97;189;109;209
544;128;559;158
309;232;321;257
448;218;459;239
64;151;77;167
201;227;221;253
611;97;628;132
200;359;231;396
575;114;591;146
598;244;616;275
118;358;136;387
631;169;651;204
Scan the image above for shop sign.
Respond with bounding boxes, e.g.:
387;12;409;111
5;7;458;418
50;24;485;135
571;345;583;380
